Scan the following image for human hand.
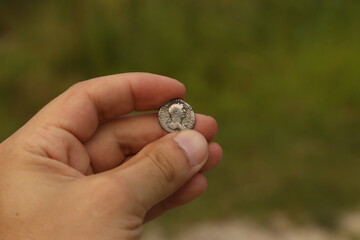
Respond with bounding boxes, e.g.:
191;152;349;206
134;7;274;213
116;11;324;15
0;73;222;240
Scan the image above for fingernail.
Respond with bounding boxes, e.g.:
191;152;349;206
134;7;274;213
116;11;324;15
174;130;208;166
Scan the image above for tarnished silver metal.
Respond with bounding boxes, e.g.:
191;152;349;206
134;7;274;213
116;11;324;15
158;99;196;132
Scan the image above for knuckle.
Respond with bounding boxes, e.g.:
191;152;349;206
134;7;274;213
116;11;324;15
69;81;87;91
66;80;94;98
87;176;126;204
145;150;176;184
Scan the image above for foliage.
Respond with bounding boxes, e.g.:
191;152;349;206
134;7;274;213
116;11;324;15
1;0;359;229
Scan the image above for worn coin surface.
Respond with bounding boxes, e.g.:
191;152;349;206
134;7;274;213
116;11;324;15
158;99;196;132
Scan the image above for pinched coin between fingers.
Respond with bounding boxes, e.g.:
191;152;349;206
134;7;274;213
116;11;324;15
158;99;196;133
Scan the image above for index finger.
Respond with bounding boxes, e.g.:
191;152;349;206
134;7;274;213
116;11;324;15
26;73;185;141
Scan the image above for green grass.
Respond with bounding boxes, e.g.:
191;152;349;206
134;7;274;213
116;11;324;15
1;0;360;229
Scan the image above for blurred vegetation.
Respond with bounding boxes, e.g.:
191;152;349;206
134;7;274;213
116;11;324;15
1;0;360;230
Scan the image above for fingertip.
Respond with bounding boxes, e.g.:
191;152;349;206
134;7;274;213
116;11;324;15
139;72;187;96
193;173;208;194
200;142;223;173
211;142;223;160
194;114;218;141
129;73;187;110
174;130;209;167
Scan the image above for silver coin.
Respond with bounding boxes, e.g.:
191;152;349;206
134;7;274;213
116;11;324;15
158;99;196;132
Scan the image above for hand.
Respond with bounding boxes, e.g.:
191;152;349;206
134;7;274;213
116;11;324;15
0;73;222;240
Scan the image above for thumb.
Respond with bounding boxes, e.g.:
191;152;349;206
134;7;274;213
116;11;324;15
106;130;209;211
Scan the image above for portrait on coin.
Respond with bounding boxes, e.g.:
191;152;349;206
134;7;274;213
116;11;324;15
158;99;196;133
168;103;187;131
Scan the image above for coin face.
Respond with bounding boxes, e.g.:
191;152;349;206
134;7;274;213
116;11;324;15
158;99;196;132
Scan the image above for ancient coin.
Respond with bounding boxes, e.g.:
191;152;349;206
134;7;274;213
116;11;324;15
158;99;196;132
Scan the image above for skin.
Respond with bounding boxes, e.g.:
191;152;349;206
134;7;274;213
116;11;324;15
0;73;222;240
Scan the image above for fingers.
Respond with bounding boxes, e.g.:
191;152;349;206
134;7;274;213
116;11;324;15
85;113;218;173
142;143;222;222
22;73;185;142
200;142;223;173
144;173;208;223
100;130;209;211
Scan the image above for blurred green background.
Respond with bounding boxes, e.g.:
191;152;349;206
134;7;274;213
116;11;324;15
1;0;359;231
